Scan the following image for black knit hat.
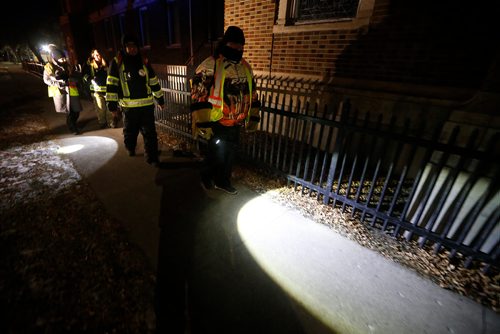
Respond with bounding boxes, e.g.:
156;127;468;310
222;26;245;45
50;48;65;60
121;34;140;47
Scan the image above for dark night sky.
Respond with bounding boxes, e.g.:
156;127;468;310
0;2;62;47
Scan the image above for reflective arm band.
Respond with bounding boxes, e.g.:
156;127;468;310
152;90;163;98
149;76;159;86
107;76;119;85
106;92;119;101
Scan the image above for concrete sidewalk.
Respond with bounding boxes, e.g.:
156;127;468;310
11;63;500;333
56;102;500;334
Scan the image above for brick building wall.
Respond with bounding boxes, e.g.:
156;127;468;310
333;1;497;90
224;0;276;75
271;29;358;79
225;0;499;95
224;0;500;142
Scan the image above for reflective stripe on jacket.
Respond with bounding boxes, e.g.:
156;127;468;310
207;57;253;125
88;65;107;93
48;81;78;97
106;55;163;109
44;62;79;97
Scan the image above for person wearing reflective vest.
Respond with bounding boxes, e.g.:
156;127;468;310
106;34;164;167
83;49;114;129
191;26;261;195
43;46;83;135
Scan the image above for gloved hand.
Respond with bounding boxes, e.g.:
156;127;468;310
107;101;118;113
57;80;68;89
110;109;122;128
55;71;68;81
245;101;261;132
190;101;214;139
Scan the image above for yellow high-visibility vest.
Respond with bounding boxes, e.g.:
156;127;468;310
45;63;79;97
207;57;253;124
107;57;161;108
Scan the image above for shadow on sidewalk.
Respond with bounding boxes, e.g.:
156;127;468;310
153;158;308;333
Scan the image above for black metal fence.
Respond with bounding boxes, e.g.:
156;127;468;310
156;65;193;140
20;59;499;271
22;61;44;77
156;66;499;272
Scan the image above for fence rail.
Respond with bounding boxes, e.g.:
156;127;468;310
155;66;499;272
22;61;44;77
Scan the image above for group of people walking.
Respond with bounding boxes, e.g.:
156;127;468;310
43;34;164;167
43;26;260;333
43;26;259;193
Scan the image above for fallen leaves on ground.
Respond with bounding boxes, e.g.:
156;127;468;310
0;111;156;333
230;164;500;314
0;109;497;334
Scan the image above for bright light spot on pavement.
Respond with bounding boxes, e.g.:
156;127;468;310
237;193;338;331
55;136;119;176
237;192;388;333
57;144;84;154
237;192;445;334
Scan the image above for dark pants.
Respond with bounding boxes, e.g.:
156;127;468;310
66;111;80;133
201;123;240;187
122;105;159;162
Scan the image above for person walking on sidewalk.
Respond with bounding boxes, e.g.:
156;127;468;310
83;48;115;129
190;26;261;195
43;45;83;135
106;34;164;167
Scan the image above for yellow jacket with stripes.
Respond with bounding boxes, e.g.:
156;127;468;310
105;51;164;111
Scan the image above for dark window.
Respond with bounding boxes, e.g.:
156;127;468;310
139;7;150;46
118;14;126;38
165;0;181;46
289;0;360;22
104;18;114;50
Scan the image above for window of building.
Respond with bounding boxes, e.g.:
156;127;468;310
289;0;360;23
104;18;114;50
139;7;150;47
165;0;181;46
118;14;126;38
275;0;374;33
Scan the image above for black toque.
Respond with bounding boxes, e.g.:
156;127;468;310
222;26;245;45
